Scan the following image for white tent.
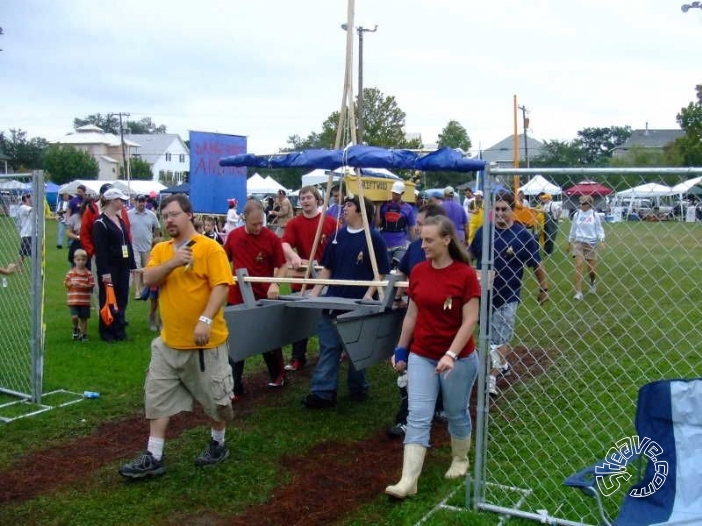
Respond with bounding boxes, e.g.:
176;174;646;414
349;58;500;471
0;179;30;191
58;179;110;196
263;175;287;193
518;175;562;196
247;173;286;195
301;169;341;187
615;183;674;198
112;180;166;197
671;176;702;194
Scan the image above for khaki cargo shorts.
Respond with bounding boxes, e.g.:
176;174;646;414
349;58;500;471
573;241;598;261
145;337;234;422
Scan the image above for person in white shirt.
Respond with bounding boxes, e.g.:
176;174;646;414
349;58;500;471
128;194;161;298
567;194;605;300
56;193;70;249
538;192;562;256
17;193;35;269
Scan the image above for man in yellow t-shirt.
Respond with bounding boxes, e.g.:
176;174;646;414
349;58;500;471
119;194;235;480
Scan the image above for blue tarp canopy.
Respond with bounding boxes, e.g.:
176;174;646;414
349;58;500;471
220;146;486;173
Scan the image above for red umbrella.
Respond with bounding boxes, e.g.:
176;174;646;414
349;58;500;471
564;180;613;196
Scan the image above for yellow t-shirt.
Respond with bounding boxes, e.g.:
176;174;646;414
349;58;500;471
147;234;234;349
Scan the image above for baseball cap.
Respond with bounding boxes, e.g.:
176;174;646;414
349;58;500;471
99;183;114;195
474;190;484;197
579;195;593;205
444;186;455;196
136;194;147;201
391;181;406;195
228;198;238;207
102;188;129;201
418;191;429;200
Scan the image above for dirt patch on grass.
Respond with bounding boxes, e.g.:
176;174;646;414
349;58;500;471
1;345;555;524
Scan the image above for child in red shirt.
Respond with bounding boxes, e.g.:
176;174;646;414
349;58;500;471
64;249;95;341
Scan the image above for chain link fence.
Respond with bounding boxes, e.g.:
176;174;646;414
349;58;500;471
0;171;45;419
462;167;702;524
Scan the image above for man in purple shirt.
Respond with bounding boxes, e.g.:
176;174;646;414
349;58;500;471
374;181;416;269
440;186;468;244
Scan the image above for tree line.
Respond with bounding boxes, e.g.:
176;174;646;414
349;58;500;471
3;85;702;189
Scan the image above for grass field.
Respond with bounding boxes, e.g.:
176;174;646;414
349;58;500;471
1;217;700;525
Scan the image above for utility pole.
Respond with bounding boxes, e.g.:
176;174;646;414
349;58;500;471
518;104;530;168
356;24;377;144
113;112;131;181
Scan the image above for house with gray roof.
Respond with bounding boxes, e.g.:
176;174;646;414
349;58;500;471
478;134;545;167
126;133;189;184
612;127;684;159
51;125;142;180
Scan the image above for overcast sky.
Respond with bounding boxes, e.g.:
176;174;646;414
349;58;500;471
2;0;702;155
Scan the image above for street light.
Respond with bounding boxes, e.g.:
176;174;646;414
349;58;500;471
682;2;702;12
341;23;378;144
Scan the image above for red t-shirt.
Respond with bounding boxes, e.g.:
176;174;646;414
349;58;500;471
282;212;338;291
408;260;480;360
223;225;285;305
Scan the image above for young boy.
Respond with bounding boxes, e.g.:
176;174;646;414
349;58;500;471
203;216;224;245
64;249;95;341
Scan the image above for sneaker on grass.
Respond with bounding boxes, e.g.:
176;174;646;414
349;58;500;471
284;359;304;372
268;374;286;388
195;440;230;467
118;451;165;479
589;281;597;294
574;291;584;301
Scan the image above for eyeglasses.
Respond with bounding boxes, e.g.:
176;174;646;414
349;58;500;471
162;211;184;220
494;206;511;212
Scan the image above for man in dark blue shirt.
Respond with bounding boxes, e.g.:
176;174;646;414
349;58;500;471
303;194;389;409
470;192;549;396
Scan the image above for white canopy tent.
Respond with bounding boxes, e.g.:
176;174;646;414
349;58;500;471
301;169;341;187
247;173;287;195
518;175;562;196
615;182;674;198
671;176;702;194
58;179;109;196
112;180;166;197
0;179;31;191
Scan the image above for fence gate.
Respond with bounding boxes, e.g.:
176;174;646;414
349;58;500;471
0;171;47;421
465;166;702;525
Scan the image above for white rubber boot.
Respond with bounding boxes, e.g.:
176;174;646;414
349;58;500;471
385;444;426;499
444;435;471;479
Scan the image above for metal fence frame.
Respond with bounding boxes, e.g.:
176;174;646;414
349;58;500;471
464;165;702;525
0;171;50;421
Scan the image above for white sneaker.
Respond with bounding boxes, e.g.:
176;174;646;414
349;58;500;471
574;291;584;300
589;282;597;294
488;375;498;396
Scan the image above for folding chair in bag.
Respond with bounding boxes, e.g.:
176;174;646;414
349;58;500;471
564;378;702;525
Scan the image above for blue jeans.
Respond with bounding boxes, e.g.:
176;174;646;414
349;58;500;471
404;352;478;447
309;314;368;400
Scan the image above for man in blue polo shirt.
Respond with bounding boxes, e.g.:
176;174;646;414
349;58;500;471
470;192;549;397
375;181;416;270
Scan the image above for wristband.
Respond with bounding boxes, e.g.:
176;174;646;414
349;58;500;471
394;346;409;363
445;350;458;362
198;315;213;326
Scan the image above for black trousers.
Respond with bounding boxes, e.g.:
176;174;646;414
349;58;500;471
98;266;130;342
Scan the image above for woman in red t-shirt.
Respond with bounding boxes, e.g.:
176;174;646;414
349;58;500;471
385;215;480;500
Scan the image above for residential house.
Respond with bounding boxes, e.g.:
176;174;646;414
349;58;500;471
50;125;141;180
478;134;545;167
612;127;684;159
127;133;189;185
0;150;10;174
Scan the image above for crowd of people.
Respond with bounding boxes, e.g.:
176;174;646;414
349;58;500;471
7;182;601;492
